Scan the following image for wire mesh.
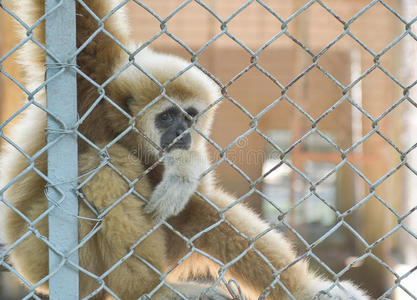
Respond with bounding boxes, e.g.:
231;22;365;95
0;0;416;299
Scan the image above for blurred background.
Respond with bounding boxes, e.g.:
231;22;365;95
1;0;417;299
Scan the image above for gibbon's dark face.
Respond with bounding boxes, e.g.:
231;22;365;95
155;106;198;151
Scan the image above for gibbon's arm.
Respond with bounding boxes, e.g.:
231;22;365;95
8;0;132;146
76;0;130;84
167;192;370;300
11;0;127;85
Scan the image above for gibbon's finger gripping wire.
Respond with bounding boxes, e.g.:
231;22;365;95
1;0;417;299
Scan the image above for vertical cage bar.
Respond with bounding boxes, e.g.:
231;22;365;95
45;0;78;298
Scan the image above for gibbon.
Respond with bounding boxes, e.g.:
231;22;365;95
0;0;370;299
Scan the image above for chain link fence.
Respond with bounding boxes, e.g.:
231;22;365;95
1;0;417;299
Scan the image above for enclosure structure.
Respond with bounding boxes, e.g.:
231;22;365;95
1;0;417;299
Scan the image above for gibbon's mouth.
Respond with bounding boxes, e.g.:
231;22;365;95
161;133;191;152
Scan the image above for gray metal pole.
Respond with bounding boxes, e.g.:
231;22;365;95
45;0;78;298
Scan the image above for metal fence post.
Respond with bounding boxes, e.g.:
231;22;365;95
45;0;78;298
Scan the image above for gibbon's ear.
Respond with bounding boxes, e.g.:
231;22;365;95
126;97;136;114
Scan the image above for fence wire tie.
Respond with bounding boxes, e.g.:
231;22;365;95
45;114;80;135
220;277;244;300
44;184;101;222
44;62;79;69
45;126;78;134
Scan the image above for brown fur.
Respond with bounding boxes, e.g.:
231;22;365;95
0;1;369;299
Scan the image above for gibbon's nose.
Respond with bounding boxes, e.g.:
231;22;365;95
176;128;185;136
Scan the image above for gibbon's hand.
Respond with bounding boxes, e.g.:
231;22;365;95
145;150;207;223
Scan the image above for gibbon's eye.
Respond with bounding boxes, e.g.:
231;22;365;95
184;107;198;126
161;113;170;121
186;107;198;118
157;109;176;127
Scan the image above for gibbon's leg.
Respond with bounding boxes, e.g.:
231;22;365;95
79;146;230;300
165;191;305;300
166;191;369;300
2;155;50;296
78;146;167;299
